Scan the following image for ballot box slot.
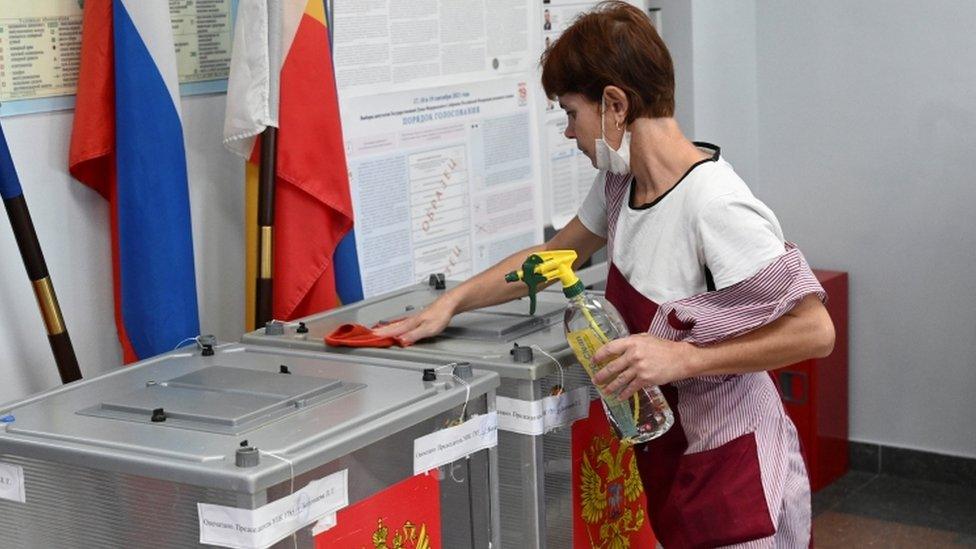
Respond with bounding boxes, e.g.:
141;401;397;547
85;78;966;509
76;366;364;435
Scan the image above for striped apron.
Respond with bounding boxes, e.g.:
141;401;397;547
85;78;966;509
604;177;823;548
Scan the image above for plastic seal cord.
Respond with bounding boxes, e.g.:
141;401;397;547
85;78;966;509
260;449;298;549
531;344;565;394
172;335;201;351
435;362;471;423
433;362;475;487
435;366;478;548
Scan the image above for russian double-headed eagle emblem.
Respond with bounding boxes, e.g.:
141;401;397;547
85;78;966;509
368;518;430;549
579;435;646;548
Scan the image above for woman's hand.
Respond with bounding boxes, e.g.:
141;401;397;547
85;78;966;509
591;334;697;399
372;297;457;344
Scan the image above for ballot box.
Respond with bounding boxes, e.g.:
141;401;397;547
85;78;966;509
0;341;499;548
243;279;657;549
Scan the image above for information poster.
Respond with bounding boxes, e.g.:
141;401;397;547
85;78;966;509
333;0;532;98
0;0;232;103
535;0;653;229
169;0;234;84
536;0;605;229
339;77;543;298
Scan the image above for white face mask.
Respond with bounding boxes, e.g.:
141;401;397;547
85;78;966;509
594;99;631;174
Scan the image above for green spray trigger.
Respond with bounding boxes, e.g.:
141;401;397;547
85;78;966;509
504;251;582;315
504;254;547;315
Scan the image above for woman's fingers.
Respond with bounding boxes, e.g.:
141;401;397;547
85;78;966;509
593;338;627;364
618;376;646;401
373;316;419;337
400;324;433;345
593;352;628;385
607;368;636;397
400;313;451;344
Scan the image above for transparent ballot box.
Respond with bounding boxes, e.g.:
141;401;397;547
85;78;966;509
0;341;499;548
242;279;650;549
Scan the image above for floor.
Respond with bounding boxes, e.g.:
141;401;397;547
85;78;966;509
812;472;976;547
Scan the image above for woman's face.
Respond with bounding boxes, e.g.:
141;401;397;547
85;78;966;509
558;93;603;167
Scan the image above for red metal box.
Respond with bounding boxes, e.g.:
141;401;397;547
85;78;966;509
770;270;849;492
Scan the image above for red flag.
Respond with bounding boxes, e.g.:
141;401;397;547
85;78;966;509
272;1;351;318
226;0;353;322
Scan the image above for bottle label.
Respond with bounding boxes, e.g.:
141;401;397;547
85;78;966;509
566;328;606;380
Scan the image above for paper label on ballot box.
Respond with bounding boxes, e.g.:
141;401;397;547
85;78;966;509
198;469;348;549
496;386;590;435
0;462;25;503
413;412;497;474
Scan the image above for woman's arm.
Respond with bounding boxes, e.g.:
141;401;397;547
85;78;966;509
593;294;835;399
374;217;606;343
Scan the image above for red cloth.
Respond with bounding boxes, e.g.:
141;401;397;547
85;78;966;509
324;324;409;348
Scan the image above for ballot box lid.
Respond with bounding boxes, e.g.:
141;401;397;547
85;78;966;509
242;281;582;380
0;342;498;493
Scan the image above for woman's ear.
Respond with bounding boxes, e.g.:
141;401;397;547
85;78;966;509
602;85;629;127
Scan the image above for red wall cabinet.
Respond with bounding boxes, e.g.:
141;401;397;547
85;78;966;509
770;270;849;492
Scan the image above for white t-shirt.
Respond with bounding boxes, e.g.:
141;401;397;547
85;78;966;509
577;143;786;304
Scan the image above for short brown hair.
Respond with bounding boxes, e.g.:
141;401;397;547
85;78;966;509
541;1;674;121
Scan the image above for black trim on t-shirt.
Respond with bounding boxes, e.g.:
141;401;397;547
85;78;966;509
704;265;716;292
628;142;721;210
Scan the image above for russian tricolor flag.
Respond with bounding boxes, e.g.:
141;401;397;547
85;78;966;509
69;0;199;362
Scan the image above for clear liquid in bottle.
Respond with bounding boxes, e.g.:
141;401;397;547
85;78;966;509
564;293;674;444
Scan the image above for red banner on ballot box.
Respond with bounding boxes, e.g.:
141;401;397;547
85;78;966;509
573;399;657;548
314;472;440;549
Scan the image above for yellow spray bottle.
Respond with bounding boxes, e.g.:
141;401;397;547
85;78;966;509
506;250;673;444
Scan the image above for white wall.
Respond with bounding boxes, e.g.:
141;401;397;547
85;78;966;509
752;1;976;458
0;94;244;405
687;1;976;458
653;0;759;181
689;0;758;184
650;1;696;136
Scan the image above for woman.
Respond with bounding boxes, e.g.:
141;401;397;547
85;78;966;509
376;2;834;546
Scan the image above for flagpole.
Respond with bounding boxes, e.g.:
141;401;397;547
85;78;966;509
3;196;82;383
0;120;82;384
254;126;278;327
253;0;284;328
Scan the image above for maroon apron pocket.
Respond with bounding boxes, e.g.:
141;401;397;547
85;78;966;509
658;432;775;548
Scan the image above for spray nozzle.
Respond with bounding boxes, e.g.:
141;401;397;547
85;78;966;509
504;250;583;314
